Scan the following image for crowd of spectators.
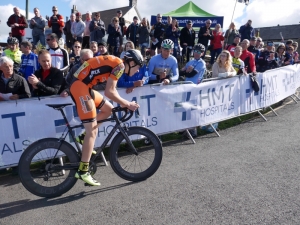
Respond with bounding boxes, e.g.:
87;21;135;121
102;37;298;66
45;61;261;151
1;5;300;140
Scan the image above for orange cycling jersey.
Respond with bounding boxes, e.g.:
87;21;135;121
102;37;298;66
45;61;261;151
70;55;125;123
73;55;125;88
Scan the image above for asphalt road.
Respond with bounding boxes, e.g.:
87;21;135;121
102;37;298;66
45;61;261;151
1;100;300;225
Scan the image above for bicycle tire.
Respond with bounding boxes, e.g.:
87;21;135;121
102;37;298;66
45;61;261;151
109;127;163;182
18;138;80;198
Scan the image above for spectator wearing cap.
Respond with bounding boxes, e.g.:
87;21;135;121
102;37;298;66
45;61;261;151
82;11;92;49
98;41;109;56
248;36;260;64
180;44;206;84
150;14;166;56
71;12;86;44
224;22;239;49
46;6;64;39
226;34;241;57
3;38;22;64
165;18;181;59
240;39;256;74
29;8;46;47
116;10;125;38
264;50;278;70
107;17;122;56
63;13;76;50
257;41;277;72
0;56;31;101
210;23;225;66
148;39;179;85
239;20;254;41
179;20;196;62
126;16;140;48
6;7;29;44
197;19;213;59
89;12;106;44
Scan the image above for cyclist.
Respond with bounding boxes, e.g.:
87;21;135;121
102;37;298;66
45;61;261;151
148;39;179;84
2;37;22;74
69;49;143;186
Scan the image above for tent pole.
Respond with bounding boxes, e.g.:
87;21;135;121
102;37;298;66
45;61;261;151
231;0;238;22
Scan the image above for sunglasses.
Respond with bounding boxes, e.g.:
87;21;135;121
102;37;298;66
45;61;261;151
114;20;119;22
219;55;227;58
46;39;52;41
74;46;81;48
52;10;57;11
194;50;202;54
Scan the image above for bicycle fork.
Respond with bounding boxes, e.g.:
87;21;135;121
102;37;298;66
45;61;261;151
119;126;139;155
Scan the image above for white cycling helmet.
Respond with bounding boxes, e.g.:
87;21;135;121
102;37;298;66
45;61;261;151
161;39;174;49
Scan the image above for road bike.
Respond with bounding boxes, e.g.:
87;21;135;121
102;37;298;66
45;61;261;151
18;103;163;198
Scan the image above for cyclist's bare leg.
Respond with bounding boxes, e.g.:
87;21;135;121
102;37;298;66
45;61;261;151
81;121;98;162
95;101;114;126
80;101;113;162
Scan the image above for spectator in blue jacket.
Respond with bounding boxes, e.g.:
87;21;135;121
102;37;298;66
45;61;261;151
239;20;254;41
117;64;149;93
19;41;39;82
165;18;181;59
107;17;122;56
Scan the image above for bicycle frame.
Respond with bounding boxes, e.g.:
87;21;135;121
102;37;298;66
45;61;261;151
51;106;137;170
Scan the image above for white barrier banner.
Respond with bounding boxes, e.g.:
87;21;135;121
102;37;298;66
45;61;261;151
0;77;240;168
240;65;299;113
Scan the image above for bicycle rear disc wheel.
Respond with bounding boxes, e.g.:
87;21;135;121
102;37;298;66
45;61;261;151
18;138;80;198
109;127;163;182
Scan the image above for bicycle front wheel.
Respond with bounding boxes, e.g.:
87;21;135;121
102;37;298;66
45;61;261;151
109;127;163;182
18;138;80;198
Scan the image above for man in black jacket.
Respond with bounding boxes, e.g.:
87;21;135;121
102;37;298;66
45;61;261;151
179;20;196;62
126;16;139;47
63;13;76;50
197;19;213;59
150;14;166;56
28;50;64;97
0;56;31;100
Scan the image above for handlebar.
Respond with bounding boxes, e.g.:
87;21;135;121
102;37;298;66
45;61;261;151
112;106;138;123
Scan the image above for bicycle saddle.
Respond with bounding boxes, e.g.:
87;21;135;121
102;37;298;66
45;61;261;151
46;103;73;109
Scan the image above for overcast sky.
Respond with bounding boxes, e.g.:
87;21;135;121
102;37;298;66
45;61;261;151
0;0;299;42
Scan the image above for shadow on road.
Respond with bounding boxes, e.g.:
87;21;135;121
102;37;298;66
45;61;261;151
0;182;135;218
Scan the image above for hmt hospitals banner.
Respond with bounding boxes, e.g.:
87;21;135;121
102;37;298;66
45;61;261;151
0;65;299;168
240;65;300;113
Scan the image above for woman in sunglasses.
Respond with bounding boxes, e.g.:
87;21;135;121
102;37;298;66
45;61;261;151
69;41;82;69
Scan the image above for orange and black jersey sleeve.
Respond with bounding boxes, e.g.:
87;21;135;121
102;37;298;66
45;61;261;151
73;55;125;88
